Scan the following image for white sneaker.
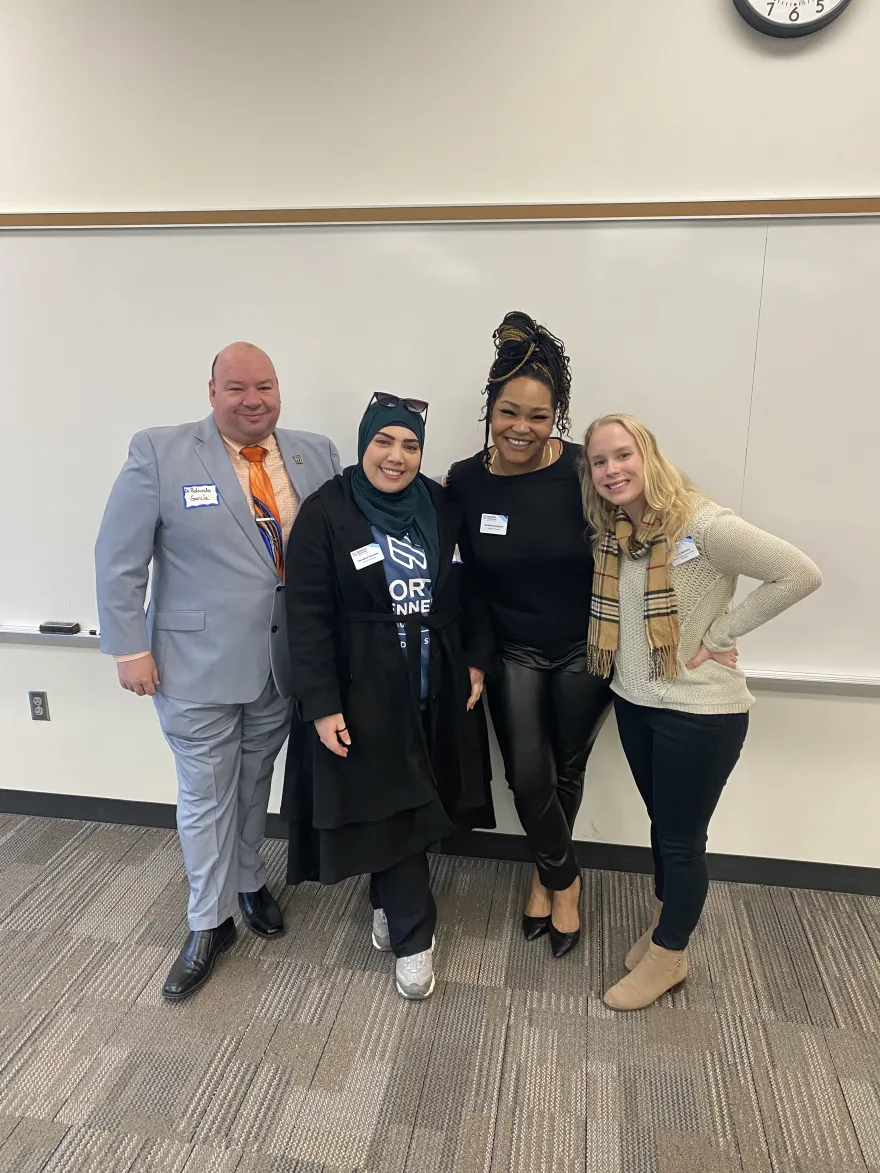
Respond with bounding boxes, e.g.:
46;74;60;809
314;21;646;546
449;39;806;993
395;944;435;1000
371;908;391;952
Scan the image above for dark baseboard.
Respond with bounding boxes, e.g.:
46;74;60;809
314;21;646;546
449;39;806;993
3;789;879;898
440;829;880;897
0;790;178;831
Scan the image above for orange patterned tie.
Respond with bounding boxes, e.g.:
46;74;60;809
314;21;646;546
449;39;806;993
240;447;284;578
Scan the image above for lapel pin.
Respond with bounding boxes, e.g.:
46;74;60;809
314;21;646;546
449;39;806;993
293;455;304;464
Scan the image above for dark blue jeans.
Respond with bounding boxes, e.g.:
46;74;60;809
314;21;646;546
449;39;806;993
614;696;749;951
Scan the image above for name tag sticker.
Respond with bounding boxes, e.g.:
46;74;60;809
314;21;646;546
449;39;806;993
480;513;509;536
672;536;700;567
183;484;219;508
452;544;463;564
350;543;385;571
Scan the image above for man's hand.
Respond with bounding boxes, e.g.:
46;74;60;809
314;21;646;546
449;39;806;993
466;667;485;711
117;654;160;697
315;713;351;758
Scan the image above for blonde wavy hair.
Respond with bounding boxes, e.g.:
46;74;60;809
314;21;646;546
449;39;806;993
580;413;698;549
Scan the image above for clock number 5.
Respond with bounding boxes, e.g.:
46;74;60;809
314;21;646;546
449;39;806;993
765;1;827;14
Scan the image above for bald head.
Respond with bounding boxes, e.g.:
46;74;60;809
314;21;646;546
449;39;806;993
211;341;276;383
209;342;281;445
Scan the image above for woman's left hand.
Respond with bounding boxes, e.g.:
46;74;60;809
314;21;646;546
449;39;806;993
466;667;485;711
686;644;739;671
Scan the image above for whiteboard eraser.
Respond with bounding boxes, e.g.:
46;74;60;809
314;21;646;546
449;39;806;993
38;621;81;635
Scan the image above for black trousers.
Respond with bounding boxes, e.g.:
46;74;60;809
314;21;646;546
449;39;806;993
614;695;749;952
488;642;612;890
369;852;436;959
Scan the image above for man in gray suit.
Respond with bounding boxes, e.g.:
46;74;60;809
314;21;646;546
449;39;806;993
95;342;341;1001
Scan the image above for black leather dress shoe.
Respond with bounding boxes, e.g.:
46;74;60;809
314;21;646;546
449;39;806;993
238;886;285;939
549;922;581;959
521;914;551;941
162;918;236;1002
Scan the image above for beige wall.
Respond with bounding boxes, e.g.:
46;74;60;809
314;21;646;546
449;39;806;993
2;1;878;871
0;0;877;213
3;643;876;868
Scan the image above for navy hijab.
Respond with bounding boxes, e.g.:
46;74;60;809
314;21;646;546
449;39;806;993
350;401;440;584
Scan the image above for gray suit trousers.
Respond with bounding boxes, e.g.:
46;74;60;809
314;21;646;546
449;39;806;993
154;675;291;930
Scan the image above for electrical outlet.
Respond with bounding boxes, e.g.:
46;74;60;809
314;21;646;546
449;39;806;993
28;691;50;721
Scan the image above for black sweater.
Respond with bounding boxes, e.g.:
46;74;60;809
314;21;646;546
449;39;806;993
446;442;594;658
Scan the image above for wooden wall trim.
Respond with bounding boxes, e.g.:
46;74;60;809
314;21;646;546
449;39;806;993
2;196;880;229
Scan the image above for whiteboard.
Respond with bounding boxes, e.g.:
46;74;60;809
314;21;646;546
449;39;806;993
0;219;868;678
740;222;880;678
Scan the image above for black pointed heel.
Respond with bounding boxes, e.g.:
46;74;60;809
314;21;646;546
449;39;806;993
549;874;582;958
548;923;581;958
521;914;551;941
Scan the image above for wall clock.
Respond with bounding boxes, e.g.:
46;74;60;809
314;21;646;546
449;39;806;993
733;0;854;37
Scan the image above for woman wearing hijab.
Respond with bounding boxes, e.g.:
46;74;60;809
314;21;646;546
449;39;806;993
281;394;495;1000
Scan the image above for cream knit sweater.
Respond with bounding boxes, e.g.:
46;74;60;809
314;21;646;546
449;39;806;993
611;498;822;715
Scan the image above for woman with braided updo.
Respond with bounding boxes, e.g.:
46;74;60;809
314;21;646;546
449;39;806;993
446;312;612;958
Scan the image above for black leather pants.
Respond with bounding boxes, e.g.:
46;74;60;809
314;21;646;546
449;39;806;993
488;642;612;890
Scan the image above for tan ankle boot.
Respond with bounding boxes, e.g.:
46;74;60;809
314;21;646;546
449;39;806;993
604;941;688;1011
624;898;663;972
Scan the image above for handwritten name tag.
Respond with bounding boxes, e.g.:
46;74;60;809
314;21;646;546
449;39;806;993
183;484;219;508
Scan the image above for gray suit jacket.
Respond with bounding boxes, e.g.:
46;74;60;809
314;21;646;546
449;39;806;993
95;415;341;704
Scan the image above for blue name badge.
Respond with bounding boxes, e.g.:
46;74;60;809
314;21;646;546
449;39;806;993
183;484;220;508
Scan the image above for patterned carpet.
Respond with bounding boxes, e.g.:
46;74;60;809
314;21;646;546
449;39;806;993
0;814;879;1173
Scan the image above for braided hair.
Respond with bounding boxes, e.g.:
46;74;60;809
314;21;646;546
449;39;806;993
481;311;572;466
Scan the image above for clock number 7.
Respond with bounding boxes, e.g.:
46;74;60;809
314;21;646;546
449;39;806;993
766;2;775;12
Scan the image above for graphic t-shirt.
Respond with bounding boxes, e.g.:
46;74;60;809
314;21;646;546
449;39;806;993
370;528;433;703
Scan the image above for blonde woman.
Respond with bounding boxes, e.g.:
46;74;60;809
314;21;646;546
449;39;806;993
582;414;821;1011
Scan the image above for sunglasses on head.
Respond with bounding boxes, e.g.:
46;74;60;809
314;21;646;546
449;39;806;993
369;392;430;416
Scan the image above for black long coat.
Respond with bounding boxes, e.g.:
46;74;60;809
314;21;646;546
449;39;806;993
281;470;495;884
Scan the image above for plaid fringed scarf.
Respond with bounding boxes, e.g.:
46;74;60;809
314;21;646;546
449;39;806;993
586;507;680;681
